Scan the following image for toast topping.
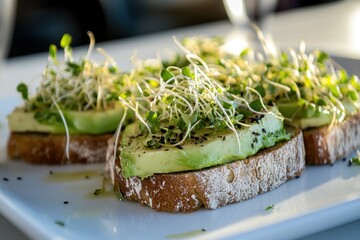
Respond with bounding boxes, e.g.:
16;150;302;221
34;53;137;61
110;39;287;179
175;35;360;130
10;32;130;135
120;111;289;178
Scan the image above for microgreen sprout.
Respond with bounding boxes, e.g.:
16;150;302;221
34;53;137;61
265;204;275;211
349;150;360;166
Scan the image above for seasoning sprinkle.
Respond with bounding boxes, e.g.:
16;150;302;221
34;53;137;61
2;177;9;181
55;220;65;227
265;204;274;211
93;189;103;196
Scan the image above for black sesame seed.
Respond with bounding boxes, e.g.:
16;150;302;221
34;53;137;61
295;176;300;179
342;158;346;162
63;201;69;204
85;175;90;179
94;189;102;195
49;170;53;175
262;128;266;133
164;149;169;151
55;220;65;227
2;177;9;181
17;177;22;180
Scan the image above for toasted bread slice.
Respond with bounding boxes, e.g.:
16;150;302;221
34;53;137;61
7;132;113;164
107;128;305;212
303;111;360;165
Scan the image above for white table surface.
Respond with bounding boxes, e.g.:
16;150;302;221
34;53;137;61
1;1;360;239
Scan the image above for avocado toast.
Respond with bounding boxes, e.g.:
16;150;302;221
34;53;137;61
7;33;128;164
106;51;305;212
178;35;360;165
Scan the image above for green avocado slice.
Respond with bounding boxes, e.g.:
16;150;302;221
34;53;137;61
7;106;126;134
119;112;290;178
276;97;360;129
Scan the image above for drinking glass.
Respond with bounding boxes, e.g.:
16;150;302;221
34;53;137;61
222;0;278;54
0;0;16;67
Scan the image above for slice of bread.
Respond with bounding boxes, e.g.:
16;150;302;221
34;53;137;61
107;128;305;213
303;111;360;165
7;132;113;164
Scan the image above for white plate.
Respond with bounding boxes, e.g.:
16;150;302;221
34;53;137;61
1;101;360;240
1;22;360;240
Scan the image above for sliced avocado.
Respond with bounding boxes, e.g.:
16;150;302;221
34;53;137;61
277;99;319;119
63;107;126;134
119;113;290;178
277;97;360;129
8;109;58;133
7;106;126;134
284;115;333;129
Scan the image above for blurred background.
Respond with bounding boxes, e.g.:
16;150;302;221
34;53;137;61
7;0;340;59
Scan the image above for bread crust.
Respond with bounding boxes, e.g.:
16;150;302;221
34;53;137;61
7;132;113;164
303;111;360;165
109;129;305;213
